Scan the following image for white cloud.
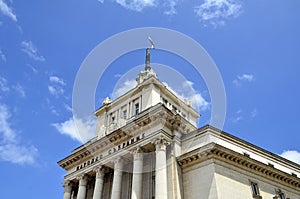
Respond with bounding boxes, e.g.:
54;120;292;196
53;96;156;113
52;116;97;143
0;103;38;165
48;76;66;97
238;74;254;82
0;76;9;93
233;73;255;86
49;76;66;86
163;80;210;111
48;85;64;96
99;0;178;15
115;0;157;12
280;150;300;165
112;79;137;99
163;0;177;16
0;0;17;21
21;40;45;62
0;49;6;62
12;84;26;97
250;108;257;118
194;0;242;27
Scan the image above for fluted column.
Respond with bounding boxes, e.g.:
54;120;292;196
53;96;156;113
62;180;73;199
153;138;169;199
131;147;144;199
77;174;89;199
93;166;105;199
111;157;124;199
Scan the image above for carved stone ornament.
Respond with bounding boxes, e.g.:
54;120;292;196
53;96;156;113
152;137;170;152
131;146;144;161
76;174;89;186
93;165;105;179
62;180;73;192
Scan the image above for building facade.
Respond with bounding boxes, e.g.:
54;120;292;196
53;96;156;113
58;49;300;199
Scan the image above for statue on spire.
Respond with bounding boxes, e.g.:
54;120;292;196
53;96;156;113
145;36;155;71
136;37;158;84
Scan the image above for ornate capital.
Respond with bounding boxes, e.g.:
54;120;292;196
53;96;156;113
113;156;124;170
76;173;89;186
62;180;73;192
152;137;170;152
93;165;105;179
131;146;144;161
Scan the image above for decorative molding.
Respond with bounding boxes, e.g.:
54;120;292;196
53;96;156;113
177;143;300;190
131;146;144;161
76;174;89;186
152;137;170;152
93;165;105;179
58;104;195;170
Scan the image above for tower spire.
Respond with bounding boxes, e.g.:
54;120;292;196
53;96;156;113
145;48;151;71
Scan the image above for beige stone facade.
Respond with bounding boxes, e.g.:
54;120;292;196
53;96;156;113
58;49;300;199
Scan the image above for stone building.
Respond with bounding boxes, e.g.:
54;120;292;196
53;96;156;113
58;49;300;199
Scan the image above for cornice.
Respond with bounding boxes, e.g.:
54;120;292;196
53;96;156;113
58;104;196;170
186;125;300;172
177;143;300;190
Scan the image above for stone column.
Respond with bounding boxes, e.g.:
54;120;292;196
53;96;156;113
92;166;105;199
153;138;169;199
77;174;89;199
111;157;124;199
131;147;144;199
62;180;73;199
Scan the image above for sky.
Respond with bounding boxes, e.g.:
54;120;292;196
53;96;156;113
0;0;300;198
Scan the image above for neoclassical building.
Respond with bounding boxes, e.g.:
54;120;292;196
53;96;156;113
58;49;300;199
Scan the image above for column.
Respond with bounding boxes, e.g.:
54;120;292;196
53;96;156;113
131;147;144;199
77;174;89;199
92;166;105;199
111;157;124;199
153;138;169;199
62;180;73;199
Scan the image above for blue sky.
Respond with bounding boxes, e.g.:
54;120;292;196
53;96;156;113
1;0;300;198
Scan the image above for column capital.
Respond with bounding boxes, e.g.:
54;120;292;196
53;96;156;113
93;165;105;179
76;173;89;186
113;156;124;170
131;146;144;161
62;180;73;191
152;137;170;152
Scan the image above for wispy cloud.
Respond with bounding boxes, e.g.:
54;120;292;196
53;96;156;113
21;40;45;62
12;84;26;97
99;0;179;15
114;0;157;12
280;150;300;165
0;49;6;62
163;80;210;111
48;76;66;97
0;76;9;93
0;0;17;22
194;0;242;27
233;73;255;86
52;116;97;143
231;109;243;123
112;79;137;99
0;103;38;164
250;108;257;118
49;76;66;86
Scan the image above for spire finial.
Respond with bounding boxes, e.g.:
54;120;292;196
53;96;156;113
145;48;151;71
145;36;155;71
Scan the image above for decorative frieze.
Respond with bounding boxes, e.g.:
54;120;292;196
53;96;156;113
177;143;300;190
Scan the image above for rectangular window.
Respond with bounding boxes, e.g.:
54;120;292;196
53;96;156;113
123;110;127;119
111;116;115;123
251;182;260;196
135;103;139;115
